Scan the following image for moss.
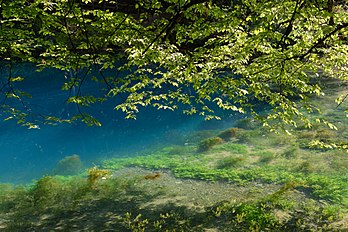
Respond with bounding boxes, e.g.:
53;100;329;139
160;145;195;156
298;128;337;145
185;130;218;144
234;118;260;130
0;183;14;194
234;130;260;144
315;128;337;140
197;137;224;152
87;167;110;186
330;158;348;171
297;161;316;174
211;199;279;230
53;154;84;176
281;146;299;158
212;143;248;154
216;156;246;169
29;176;80;211
217;128;241;141
0;184;28;212
295;122;321;131
297;130;316;140
258;151;276;164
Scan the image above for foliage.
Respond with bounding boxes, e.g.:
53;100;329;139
0;0;348;127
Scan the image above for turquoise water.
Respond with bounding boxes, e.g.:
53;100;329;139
0;64;238;183
2;65;348;231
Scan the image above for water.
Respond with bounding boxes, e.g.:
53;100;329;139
0;63;239;183
2;65;348;231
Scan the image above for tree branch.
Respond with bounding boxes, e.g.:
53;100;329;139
297;22;348;60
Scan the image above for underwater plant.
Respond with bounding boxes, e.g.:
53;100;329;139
297;130;316;140
53;154;84;176
281;146;299;158
87;167;111;186
258;151;276;164
144;172;162;180
212;142;248;154
234;130;256;144
297;161;316;174
216;156;246;169
197;137;224;152
185;130;218;144
234;118;260;130
315;128;337;141
30;176;63;210
217;128;241;141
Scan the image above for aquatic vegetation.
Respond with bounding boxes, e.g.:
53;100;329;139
258;151;276;164
211;142;248;154
184;130;219;144
0;174;166;231
234;129;260;144
315;128;337;141
212;200;278;230
122;213;149;232
160;145;195;156
53;154;84;176
0;183;13;195
87;167;110;186
305;175;348;204
144;172;162;180
297;130;317;139
217;128;241;141
297;126;342;151
211;184;343;231
30;176;69;211
297;161;316;174
216;156;246;169
0;184;28;212
330;157;348;171
197;137;224;152
281;146;299;158
103;152;347;205
2;150;348;231
234;118;260;130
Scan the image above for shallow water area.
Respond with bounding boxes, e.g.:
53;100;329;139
1;65;348;231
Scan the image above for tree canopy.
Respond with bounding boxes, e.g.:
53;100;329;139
0;0;347;129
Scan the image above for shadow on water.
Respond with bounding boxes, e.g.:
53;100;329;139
0;64;241;183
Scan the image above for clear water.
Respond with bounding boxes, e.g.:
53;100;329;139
2;65;348;232
0;64;239;183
